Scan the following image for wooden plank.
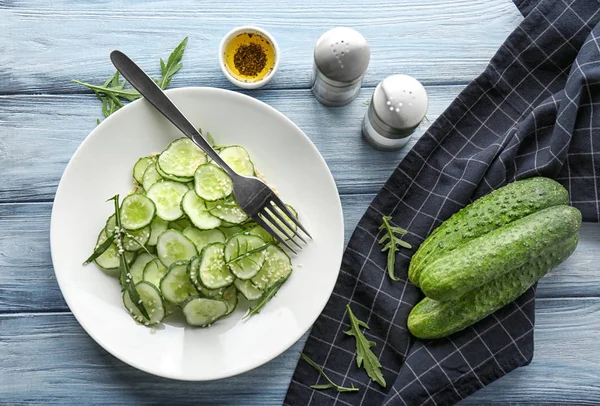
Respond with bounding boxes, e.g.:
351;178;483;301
0;0;522;94
462;298;600;405
1;200;599;312
0;298;597;404
0;86;462;202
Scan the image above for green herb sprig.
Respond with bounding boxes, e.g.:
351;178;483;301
243;277;286;320
378;215;412;281
83;195;149;320
300;352;359;393
73;37;188;122
344;305;386;388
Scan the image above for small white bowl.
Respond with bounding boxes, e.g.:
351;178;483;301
219;26;280;89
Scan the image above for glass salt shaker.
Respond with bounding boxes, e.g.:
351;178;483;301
311;27;370;106
362;74;428;151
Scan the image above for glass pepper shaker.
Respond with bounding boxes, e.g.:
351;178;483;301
362;74;428;151
311;27;370;106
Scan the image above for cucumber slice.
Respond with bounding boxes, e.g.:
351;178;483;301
222;226;244;239
188;257;227;298
199;243;235;289
133;156;155;184
168;217;193;231
245;225;276;244
218;146;254;176
156;161;194;183
261;204;298;241
120;194;156;230
105;214;117;236
142;163;163;191
182;296;228;327
181;190;222;230
194;163;233;201
156;229;197;267
234;278;263;301
129;253;154;284
207;197;248;224
158;138;207;178
222;285;238;315
94;231;135;270
148;217;169;246
225;234;268;279
183;227;226;253
160;260;198;305
251;245;292;290
123;226;151;251
147;181;188;221
123;281;165;325
143;258;168;288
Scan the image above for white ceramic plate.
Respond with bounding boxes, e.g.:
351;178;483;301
50;87;344;381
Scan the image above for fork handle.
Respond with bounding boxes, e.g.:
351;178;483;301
110;50;239;179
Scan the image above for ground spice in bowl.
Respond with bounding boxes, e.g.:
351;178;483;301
221;28;278;88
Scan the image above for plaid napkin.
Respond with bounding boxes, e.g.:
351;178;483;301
284;0;600;405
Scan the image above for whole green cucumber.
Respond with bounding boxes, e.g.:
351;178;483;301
409;177;568;287
408;234;578;339
419;205;581;301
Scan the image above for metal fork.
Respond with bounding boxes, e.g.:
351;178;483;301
110;50;310;253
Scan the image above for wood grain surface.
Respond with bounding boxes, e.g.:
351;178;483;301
1;0;599;404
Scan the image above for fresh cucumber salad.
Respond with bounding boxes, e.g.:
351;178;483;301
84;137;297;327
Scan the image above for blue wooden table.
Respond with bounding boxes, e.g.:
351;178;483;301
1;1;599;404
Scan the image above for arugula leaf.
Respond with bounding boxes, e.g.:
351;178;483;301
72;37;188;122
243;277;286;320
300;352;360;393
158;37;188;89
108;195;150;321
344;305;386;388
82;233;115;265
378;215;412;281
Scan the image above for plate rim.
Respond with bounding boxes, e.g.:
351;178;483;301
50;86;344;381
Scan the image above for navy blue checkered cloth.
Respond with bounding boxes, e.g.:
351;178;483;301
284;0;600;404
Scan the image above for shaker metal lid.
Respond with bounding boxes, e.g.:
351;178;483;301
372;74;428;131
314;27;370;84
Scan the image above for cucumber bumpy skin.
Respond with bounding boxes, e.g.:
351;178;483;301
409;177;569;287
408;234;579;339
419;205;581;301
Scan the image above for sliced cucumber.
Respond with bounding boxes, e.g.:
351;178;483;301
156;161;194;183
147;181;188;221
207;197;248;224
148;217;169;246
143;258;168;288
142;163;163;191
133;156;155;184
222;285;238;315
245;225;276;244
158;138;207;178
123;281;165;325
183;227;226;253
123;226;151;251
218;146;254;176
181;190;222;230
120;194;156;230
234;278;263;301
221;226;244;239
251;245;292;290
156;229;197;267
160;260;198;305
260;204;298;241
129;253;155;284
94;231;135;270
188;257;226;298
182;296;228;327
168;217;193;231
199;243;235;289
105;214;117;236
194;163;233;201
225;234;268;279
